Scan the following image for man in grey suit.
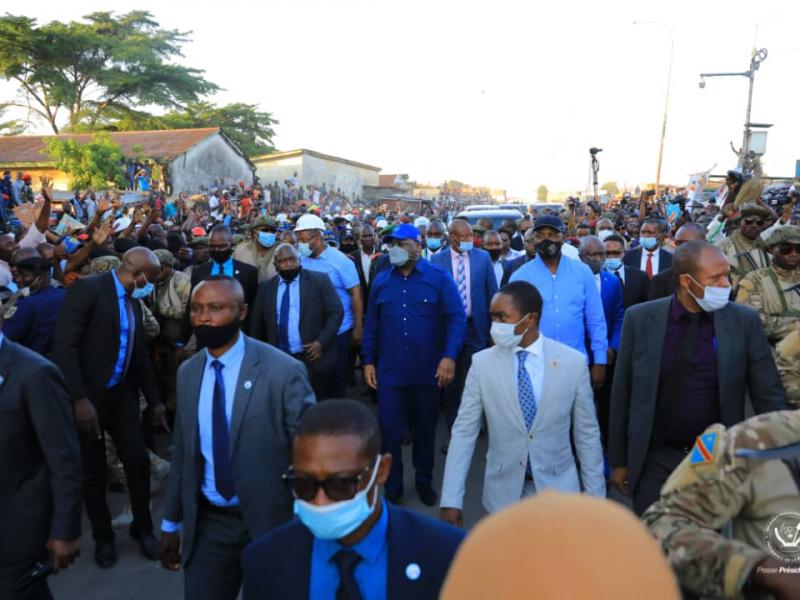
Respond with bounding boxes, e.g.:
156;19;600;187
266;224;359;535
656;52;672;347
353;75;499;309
609;240;785;515
250;244;344;400
440;282;605;527
159;276;315;600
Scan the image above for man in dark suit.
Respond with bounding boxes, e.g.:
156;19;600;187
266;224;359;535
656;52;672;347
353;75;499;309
500;227;536;286
250;244;344;400
623;217;673;279
431;219;498;431
648;222;707;301
0;293;82;600
241;399;464;600
609;241;785;515
160;276;315;600
52;247;167;568
602;234;649;308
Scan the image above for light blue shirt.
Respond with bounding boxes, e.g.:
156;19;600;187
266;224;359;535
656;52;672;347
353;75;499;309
211;257;234;277
302;247;359;335
276;276;303;354
309;499;389;600
161;332;245;534
107;270;130;387
509;255;607;364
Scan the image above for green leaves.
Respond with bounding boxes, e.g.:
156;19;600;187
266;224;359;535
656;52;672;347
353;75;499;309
44;132;128;190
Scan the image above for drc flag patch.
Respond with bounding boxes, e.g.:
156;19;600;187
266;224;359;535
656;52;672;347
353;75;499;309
690;432;718;465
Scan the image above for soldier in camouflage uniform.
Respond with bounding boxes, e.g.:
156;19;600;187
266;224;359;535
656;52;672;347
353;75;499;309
736;225;800;408
717;202;772;287
644;411;800;599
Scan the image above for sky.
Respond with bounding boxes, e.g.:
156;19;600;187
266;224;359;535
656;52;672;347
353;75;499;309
2;0;800;200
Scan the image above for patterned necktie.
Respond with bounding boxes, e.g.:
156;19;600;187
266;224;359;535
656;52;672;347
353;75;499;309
456;254;468;310
332;550;363;600
517;352;537;431
277;281;291;352
210;360;235;500
645;253;654;279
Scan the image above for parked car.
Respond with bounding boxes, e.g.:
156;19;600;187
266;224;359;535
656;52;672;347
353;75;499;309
455;208;524;230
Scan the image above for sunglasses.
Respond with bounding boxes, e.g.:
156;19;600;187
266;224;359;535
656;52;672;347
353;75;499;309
777;244;800;256
742;218;765;227
282;463;373;502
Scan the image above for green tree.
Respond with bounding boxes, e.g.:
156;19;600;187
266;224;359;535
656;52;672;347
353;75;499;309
45;132;128;189
0;106;24;135
0;11;218;133
536;185;548;202
601;181;619;195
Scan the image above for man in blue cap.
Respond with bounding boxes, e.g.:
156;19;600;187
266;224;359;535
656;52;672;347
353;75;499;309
510;215;608;390
362;224;466;506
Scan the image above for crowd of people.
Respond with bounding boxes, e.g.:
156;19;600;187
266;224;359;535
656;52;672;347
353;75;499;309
2;165;800;600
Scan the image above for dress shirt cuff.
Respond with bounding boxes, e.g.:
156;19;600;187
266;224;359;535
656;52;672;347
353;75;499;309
593;351;608;365
161;519;181;533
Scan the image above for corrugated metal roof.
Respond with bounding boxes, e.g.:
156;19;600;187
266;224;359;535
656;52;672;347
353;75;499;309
0;127;220;165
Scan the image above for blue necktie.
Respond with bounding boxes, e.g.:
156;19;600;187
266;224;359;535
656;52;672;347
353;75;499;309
517;352;537;431
210;360;235;500
277;281;291;353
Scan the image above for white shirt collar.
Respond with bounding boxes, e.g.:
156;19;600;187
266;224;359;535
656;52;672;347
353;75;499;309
514;334;544;356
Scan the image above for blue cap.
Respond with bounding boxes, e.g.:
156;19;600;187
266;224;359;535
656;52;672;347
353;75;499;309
532;215;564;233
388;223;422;242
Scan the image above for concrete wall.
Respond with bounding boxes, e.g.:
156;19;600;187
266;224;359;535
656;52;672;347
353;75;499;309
171;134;253;194
255;152;380;201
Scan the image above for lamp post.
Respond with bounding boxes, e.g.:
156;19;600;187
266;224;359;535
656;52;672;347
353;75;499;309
634;21;673;199
698;48;768;169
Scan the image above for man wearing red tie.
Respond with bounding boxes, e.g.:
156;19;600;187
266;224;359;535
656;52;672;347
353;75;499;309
623;218;672;279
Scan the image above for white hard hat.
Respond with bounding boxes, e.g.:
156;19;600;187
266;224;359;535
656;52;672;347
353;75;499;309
414;216;430;228
294;214;326;232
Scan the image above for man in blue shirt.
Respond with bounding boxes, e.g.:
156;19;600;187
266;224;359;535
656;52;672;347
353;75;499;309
510;216;608;390
362;224;466;506
295;214;363;398
241;399;464;600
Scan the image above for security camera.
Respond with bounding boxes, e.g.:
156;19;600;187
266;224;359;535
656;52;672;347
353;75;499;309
698;78;706;89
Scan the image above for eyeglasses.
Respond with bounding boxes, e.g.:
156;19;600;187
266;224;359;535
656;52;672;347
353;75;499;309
742;218;766;227
282;464;373;502
777;243;800;256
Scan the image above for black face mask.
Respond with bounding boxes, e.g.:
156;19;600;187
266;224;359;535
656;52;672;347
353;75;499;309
584;259;603;275
279;266;302;282
209;248;233;264
339;243;357;254
535;239;562;259
487;249;502;262
195;319;241;349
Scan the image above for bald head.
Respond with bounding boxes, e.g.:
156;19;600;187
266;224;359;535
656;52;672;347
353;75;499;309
192;276;245;307
449;219;472;237
115;246;161;294
674;222;707;244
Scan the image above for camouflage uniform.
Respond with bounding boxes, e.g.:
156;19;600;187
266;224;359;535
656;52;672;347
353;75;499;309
233;216;280;282
643;411;800;599
718;229;771;287
736;225;800;408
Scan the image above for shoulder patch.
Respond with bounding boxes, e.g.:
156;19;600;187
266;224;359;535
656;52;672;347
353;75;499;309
690;432;719;465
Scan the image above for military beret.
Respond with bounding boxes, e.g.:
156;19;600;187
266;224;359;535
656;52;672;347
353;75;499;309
189;236;209;247
738;202;771;219
153;248;176;267
253;215;279;229
763;224;800;247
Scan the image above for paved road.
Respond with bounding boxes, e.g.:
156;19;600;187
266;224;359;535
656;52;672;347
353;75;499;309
50;402;489;600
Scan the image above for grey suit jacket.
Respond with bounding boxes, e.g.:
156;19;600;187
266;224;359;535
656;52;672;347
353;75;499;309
163;335;315;565
440;337;605;514
249;270;344;373
608;297;786;489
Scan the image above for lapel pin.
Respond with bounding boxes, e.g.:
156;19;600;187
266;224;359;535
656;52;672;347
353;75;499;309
405;563;421;581
244;380;252;390
551;360;558;368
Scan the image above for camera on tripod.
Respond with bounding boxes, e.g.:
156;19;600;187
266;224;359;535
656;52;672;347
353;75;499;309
589;147;603;156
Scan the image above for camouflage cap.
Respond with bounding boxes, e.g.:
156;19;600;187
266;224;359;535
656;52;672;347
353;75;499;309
763;224;800;247
253;215;279;229
153;248;176;267
90;256;122;274
189;236;209;247
738;201;771;219
232;234;246;245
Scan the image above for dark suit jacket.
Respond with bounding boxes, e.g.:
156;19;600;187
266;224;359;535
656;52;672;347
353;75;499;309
618;266;650;308
431;247;498;348
608;297;786;489
250;270;344;373
648;267;677;301
623;247;673;275
241;503;465;600
163;336;315;565
348;249;373;312
52;272;160;406
0;338;81;563
501;254;530;287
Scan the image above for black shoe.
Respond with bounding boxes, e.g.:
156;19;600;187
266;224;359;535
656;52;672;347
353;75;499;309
384;490;403;504
130;530;159;561
416;485;437;507
94;540;117;569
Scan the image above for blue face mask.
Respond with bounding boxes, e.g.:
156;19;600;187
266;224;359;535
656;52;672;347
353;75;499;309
639;237;659;251
459;240;474;252
426;238;442;251
298;242;313;258
257;231;277;248
131;279;154;300
293;456;381;540
604;258;623;271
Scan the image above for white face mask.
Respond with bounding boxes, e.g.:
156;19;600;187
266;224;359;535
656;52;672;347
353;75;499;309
597;229;614;242
490;314;530;350
687;275;730;312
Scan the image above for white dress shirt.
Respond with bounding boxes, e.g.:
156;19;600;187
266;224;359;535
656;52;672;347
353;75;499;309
492;260;504;288
360;251;372;285
639;248;660;273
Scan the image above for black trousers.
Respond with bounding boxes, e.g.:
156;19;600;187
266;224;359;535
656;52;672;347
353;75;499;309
291;353;331;402
80;383;152;541
184;507;251;600
632;444;687;516
0;559;52;600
